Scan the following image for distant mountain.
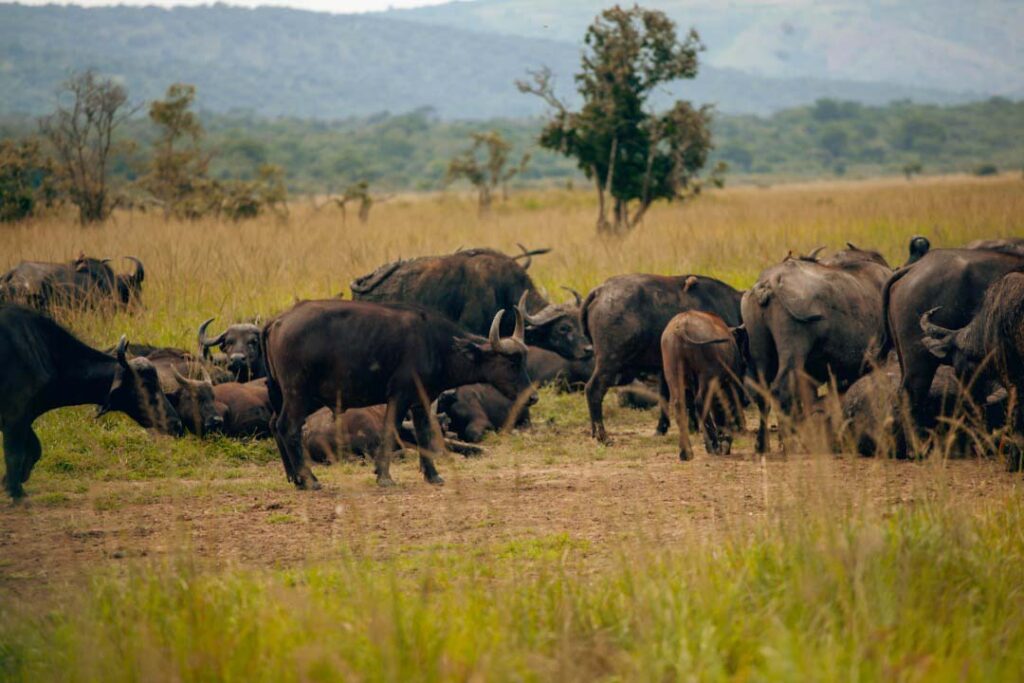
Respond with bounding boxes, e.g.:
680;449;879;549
0;3;989;120
386;0;1024;98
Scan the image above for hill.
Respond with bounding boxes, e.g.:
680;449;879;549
0;3;980;119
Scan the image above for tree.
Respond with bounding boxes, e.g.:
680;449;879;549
0;138;56;222
38;70;136;225
518;6;719;234
446;131;529;212
140;83;211;217
332;180;389;224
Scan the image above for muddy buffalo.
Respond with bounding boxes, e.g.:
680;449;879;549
0;305;182;499
350;245;591;361
582;273;743;443
263;300;536;489
742;244;891;451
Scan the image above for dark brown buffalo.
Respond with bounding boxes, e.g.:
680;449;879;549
0;305;182;499
526;345;593;392
167;367;224;436
965;237;1024;255
212;379;273;438
880;247;1024;456
918;272;1024;469
437;384;531;443
198;318;266;382
742;245;891;451
0;255;143;310
581;273;743;443
350;246;591;361
660;311;747;461
263;300;535;489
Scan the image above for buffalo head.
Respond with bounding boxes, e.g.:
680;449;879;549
115;257;145;305
919;307;984;380
198;317;265;381
98;337;184;436
517;289;593;361
169;367;224;436
462;308;537;406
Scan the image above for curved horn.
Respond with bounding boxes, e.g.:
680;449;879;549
919;306;951;336
806;246;826;260
488;310;505;349
197;317;227;359
517;291;545;326
512;306;525;343
125;256;144;285
517;243;533;270
172;367;194;387
561;286;582;306
115;335;129;368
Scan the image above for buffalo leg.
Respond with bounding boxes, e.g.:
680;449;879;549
269;414;297;484
375;397;408;486
585;365;614;443
2;420;39;500
667;362;694;461
656;373;671;436
410;404;444;485
697;380;722;456
894;361;938;459
275;399;318;491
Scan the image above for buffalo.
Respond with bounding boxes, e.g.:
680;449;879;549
880;247;1024;456
0;304;182;499
660;311;747;460
0;254;144;311
918;271;1024;469
350;245;591;361
582;273;743;443
742;245;891;451
437;383;531;443
263;300;535;489
167;367;224;436
211;379;273;438
526;345;593;392
965;237;1024;255
198;318;266;382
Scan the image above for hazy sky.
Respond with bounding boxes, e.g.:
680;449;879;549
13;0;453;12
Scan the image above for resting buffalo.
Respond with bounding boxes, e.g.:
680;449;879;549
526;345;593;392
918;271;1024;469
582;273;743;443
0;304;182;499
0;255;144;310
263;300;535;489
167;367;224;436
350;245;591;361
660;311;747;460
880;247;1024;456
437;383;531;443
742;245;891;451
212;379;273;438
198;318;266;382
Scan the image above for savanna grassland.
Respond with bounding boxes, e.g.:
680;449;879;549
2;174;1024;681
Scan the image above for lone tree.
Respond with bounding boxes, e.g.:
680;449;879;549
518;6;721;234
38;70;136;225
446;131;529;212
141;83;212;217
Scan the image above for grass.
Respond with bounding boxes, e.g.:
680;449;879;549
2;173;1024;680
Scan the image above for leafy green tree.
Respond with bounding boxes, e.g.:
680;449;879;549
0;138;56;222
518;5;719;234
446;131;529;212
38;70;136;224
141;83;210;216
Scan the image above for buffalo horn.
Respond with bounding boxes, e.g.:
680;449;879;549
125;256;145;285
919;307;951;336
512;306;525;343
172;367;194;387
561;286;583;306
488;310;506;349
115;335;129;368
517;291;543;325
198;317;227;358
806;246;825;260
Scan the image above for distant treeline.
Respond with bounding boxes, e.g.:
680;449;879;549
2;97;1022;193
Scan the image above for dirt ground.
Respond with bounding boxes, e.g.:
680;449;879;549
3;404;1020;600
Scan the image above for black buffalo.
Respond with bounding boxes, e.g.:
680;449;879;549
918;271;1024;469
742;244;891;451
526;345;593;392
350;245;591;361
198;318;266;382
437;383;532;443
0;255;144;310
263;300;535;489
581;274;743;443
880;247;1024;456
0;305;182;498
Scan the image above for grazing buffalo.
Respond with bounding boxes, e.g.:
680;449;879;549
0;255;144;310
212;379;273;438
526;345;593;392
350;245;591;361
660;311;747;460
437;383;531;443
198;318;266;382
582;273;743;443
0;305;182;499
263;300;535;489
918;272;1024;469
880;247;1024;456
742;245;891;451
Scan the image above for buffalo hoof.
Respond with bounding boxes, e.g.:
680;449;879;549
294;478;321;491
1005;444;1023;473
678;449;692;462
427;474;445;486
377;476;397;488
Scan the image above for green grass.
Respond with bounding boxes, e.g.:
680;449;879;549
2;497;1022;681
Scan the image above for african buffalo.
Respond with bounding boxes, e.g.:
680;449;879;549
437;383;531;443
526;345;593;392
212;379;273;438
198;318;266;382
0;304;182;498
742;244;891;451
965;237;1024;255
582;273;743;443
0;255;144;310
263;300;535;489
660;311;747;460
918;271;1024;469
880;247;1024;456
167;368;224;437
350;245;591;361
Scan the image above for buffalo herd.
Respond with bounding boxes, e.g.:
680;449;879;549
2;235;1024;499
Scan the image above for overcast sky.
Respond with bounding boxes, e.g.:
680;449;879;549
12;0;453;12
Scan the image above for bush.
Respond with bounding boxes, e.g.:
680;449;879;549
974;163;998;176
0;138;56;222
